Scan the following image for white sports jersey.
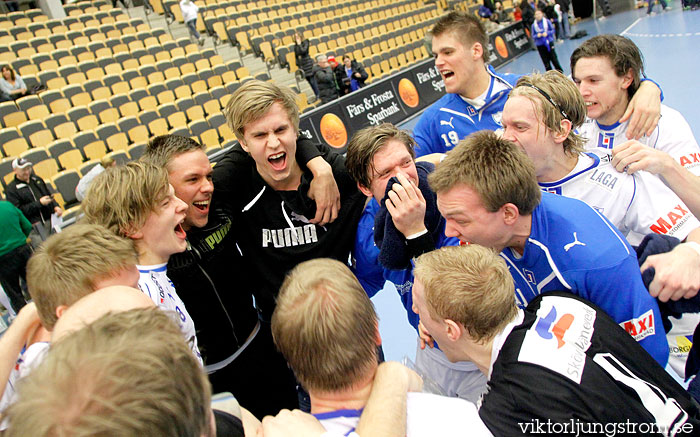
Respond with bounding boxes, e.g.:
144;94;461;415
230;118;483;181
138;263;202;364
580;104;700;176
539;150;700;246
0;341;49;429
316;392;492;436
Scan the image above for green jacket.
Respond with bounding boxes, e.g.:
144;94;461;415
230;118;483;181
0;200;32;257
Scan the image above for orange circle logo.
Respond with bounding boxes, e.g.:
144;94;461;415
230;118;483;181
319;113;347;149
494;36;508;59
398;78;419;108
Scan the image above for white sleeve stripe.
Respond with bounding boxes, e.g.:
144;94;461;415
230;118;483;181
438;107;475;124
536;271;557;293
527;238;573;290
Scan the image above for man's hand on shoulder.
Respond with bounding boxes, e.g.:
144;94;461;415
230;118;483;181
620;80;661;140
307;156;341;226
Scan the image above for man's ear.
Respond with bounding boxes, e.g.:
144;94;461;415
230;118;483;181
501;203;520;225
238;138;249;153
621;68;634;91
55;305;68;320
358;182;373;198
445;319;463;342
472;42;484;61
553;119;572;144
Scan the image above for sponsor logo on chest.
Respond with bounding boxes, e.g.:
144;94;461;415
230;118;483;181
262;224;318;248
586;168;618;191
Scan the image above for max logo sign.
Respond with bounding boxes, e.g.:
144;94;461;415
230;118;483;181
621;309;655;342
535;307;574;348
650;204;689;234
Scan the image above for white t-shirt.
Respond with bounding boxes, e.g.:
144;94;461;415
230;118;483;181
0;342;50;429
138;263;202;364
179;0;199;23
539;149;700;245
580;104;700;176
316;392;492;436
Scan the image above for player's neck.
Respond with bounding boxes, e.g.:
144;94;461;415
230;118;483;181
537;150;578;183
309;369;376;414
263;161;304;192
136;244;169;266
461;338;496;376
597;98;629;127
460;65;491;101
506;215;533;256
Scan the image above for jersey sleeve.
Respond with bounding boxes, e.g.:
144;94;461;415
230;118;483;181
352;202;386;298
575;258;668;366
625;170;700;242
655;106;700;176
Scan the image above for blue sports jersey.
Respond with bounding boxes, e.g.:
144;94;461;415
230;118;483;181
501;192;668;366
413;66;519;157
352;199;459;331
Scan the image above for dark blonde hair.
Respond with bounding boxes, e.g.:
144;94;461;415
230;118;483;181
511;71;586;156
26;224;137;330
414;244;518;343
429;130;541;215
346;123;416;189
5;308;212;437
81;161;170;237
224;80;299;141
142;134;206;171
272;258;378;393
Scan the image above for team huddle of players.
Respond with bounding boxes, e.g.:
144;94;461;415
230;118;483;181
2;10;700;437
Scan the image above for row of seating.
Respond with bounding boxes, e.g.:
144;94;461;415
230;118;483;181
9;42;218;88
0;8;46;27
63;0;112;16
0;16;159;61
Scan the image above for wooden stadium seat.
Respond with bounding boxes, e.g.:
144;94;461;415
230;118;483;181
76;114;100;131
49;98;72;114
127;125;150;143
3;137;30;157
202;99;220;116
147;118;169;137
82;141;108;160
106;132;129;151
119;101;140;117
31;157;60;180
28;129;55;148
57;148;85;170
26;105;50;120
53;122;78;139
167;112;187;129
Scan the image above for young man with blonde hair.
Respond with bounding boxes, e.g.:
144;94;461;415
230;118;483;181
211;80;366;412
346;123;486;402
4;307;214;437
502;71;700;323
272;258;490;436
412;244;700;435
82;161;202;362
412;12;662;157
429;131;668;365
0;224;139;422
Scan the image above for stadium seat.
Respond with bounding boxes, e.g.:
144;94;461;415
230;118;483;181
52;169;80;208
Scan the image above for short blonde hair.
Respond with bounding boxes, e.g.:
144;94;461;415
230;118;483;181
26;224;137;330
346;123;416;189
272;259;378;393
224;80;299;141
510;71;586;156
414;245;518;343
5;308;211;437
81;162;170;237
429;130;541;215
